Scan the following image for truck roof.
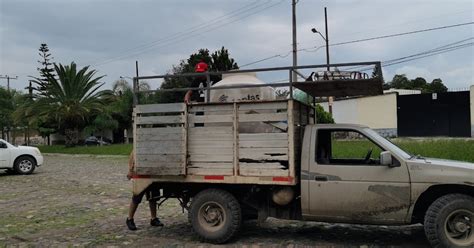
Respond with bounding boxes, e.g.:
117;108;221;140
311;123;370;129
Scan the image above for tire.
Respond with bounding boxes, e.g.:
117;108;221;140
189;188;241;244
13;156;36;175
424;194;474;248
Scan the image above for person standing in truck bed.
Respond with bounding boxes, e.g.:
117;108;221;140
184;60;208;104
126;150;163;230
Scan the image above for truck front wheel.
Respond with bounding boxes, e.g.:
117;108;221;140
14;156;36;175
424;194;474;248
189;189;241;244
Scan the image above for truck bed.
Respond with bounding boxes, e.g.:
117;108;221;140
132;100;312;190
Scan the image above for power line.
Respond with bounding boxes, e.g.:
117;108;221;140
381;43;473;68
240;21;474;68
329;22;473;47
93;1;284;66
307;9;473;45
91;0;285;67
85;0;264;66
345;37;474;71
264;39;474;84
384;38;473;64
350;41;474;72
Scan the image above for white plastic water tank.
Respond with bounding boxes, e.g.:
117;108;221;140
208;72;280;133
209;72;275;102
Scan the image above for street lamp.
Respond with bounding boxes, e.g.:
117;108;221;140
311;7;330;72
311;28;327;42
312;7;333;115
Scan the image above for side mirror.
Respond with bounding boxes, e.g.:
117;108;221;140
380;151;393;166
0;142;7;149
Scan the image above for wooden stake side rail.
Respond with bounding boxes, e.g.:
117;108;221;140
133;100;312;186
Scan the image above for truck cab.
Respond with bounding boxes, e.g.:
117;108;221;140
301;124;473;247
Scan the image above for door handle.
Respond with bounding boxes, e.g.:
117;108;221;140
314;176;328;181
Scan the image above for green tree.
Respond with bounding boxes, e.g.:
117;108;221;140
110;79;134;143
37;43;55;82
426;78;448;93
0;87;15;141
385;74;448;93
210;47;238;72
30;62;112;147
0;88;29;143
84;111;118;144
410;77;428;90
389;74;411;89
316;104;334;124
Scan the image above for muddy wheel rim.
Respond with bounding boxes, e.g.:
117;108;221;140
18;160;33;173
444;209;473;246
198;201;226;232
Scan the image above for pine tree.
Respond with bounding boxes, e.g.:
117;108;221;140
37;43;55;82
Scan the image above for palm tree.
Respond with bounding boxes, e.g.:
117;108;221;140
30;62;112;147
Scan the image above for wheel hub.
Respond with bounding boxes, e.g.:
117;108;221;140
445;209;473;246
198;202;226;231
19;160;33;172
206;209;219;222
454;222;468;233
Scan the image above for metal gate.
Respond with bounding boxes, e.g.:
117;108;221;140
397;91;471;137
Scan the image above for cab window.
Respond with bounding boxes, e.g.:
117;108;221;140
316;129;384;165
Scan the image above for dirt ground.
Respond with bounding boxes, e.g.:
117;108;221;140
0;154;430;247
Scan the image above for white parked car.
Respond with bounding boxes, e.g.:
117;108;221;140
0;139;43;174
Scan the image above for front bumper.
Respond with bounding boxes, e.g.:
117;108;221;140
35;155;44;167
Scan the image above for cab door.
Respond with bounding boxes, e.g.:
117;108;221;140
0;141;10;168
305;128;410;224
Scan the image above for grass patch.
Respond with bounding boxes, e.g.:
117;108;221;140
333;140;383;159
394;139;474;163
37;144;132;156
332;139;474;163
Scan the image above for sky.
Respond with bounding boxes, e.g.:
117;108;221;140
0;0;473;92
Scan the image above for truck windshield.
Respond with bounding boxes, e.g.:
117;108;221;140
0;139;11;146
363;128;411;159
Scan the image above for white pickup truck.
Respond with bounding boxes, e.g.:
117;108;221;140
0;139;43;174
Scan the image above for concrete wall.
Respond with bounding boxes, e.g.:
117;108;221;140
471;85;474;137
320;93;398;137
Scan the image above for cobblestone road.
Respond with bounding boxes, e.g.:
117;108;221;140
0;154;430;247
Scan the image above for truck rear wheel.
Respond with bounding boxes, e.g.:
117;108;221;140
424;194;474;248
189;189;241;244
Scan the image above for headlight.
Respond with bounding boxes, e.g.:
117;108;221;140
34;148;41;156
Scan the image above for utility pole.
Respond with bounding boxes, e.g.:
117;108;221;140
25;80;34;146
324;7;333;114
133;60;139;106
311;7;333;115
324;7;330;71
0;75;18;91
0;75;18;143
291;0;298;84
